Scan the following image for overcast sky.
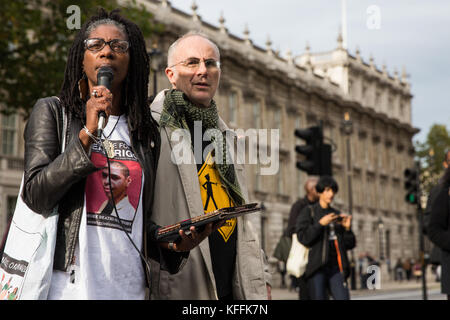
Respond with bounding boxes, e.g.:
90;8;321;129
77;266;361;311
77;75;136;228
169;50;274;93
169;0;450;143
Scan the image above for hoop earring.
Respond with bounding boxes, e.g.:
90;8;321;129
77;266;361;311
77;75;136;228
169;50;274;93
78;72;88;101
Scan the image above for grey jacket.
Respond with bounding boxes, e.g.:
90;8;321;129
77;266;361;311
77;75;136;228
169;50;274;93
149;90;271;300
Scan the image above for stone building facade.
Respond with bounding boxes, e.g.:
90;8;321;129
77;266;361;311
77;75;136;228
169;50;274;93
0;0;420;285
0;114;25;241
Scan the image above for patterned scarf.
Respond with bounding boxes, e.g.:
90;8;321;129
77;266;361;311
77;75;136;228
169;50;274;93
160;89;244;206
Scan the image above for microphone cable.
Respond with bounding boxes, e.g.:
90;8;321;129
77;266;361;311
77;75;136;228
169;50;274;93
101;134;152;285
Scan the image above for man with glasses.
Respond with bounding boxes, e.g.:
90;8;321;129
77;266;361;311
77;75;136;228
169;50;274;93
149;32;271;300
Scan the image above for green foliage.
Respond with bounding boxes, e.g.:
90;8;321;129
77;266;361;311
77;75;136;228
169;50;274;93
0;0;161;118
415;124;450;194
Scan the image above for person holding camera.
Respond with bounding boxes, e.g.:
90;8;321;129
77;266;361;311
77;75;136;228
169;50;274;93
296;176;356;300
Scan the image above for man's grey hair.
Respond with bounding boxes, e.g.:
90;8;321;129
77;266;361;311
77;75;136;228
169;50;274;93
167;31;220;67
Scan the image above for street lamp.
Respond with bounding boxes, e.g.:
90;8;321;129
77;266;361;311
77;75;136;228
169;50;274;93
341;111;356;290
342;112;353;215
148;44;164;102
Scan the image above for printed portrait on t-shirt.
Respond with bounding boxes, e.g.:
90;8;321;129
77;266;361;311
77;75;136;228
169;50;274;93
85;140;143;233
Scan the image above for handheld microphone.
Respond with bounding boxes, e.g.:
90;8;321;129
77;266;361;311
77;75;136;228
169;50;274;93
96;66;114;137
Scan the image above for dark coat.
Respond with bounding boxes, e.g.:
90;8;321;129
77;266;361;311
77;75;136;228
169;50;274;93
273;235;291;263
286;197;317;237
296;202;356;279
425;184;443;265
427;183;450;294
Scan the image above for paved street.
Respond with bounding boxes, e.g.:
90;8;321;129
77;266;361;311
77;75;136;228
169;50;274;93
271;274;447;300
351;288;445;300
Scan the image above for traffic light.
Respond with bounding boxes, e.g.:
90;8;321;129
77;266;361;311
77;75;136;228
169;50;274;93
320;143;332;176
404;168;419;204
294;126;321;174
294;126;332;176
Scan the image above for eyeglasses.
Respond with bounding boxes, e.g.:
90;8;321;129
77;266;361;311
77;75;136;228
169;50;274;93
84;38;129;53
169;58;221;70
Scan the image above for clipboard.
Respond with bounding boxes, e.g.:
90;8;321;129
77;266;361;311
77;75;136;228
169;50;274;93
155;203;261;242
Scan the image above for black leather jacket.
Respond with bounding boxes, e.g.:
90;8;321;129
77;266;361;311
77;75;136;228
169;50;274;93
22;97;185;280
296;202;356;279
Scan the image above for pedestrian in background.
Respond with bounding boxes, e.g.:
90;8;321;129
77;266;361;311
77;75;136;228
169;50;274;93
273;230;291;290
358;253;369;289
428;167;450;300
424;151;449;272
403;259;412;281
394;258;404;282
285;177;319;299
413;260;422;282
296;176;356;300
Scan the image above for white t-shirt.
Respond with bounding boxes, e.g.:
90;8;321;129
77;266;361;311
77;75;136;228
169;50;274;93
48;115;146;300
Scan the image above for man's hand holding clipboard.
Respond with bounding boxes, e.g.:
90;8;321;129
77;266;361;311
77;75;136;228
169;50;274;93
156;203;261;243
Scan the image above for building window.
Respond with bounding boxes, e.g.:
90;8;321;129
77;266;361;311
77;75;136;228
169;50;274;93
358;222;364;234
385;229;391;260
377;143;383;168
229;92;238;125
375;91;381;109
253;101;261;129
388;147;394;171
273;108;281;129
277;161;284;194
399;103;405;118
295;115;302;130
254;164;261;192
1;114;17;156
363;137;369;164
350;135;356;165
273;108;283;144
361;85;367;101
388;96;394;112
7;195;17;221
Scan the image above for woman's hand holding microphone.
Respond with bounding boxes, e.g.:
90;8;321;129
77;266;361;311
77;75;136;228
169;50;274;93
79;86;113;152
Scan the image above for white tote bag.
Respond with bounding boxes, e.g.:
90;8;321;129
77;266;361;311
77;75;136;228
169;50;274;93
0;101;66;300
286;234;309;278
286;205;314;278
0;182;59;300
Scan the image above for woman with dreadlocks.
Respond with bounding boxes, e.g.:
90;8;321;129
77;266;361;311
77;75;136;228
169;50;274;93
21;8;213;299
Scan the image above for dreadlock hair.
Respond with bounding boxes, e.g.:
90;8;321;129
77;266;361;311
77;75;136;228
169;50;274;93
59;7;159;144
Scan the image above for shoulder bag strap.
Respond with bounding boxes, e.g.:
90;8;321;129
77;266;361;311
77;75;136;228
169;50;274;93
51;96;67;152
308;204;314;219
